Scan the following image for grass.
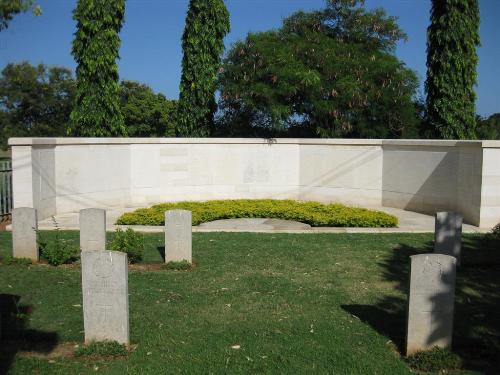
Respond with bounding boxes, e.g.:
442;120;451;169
0;231;499;374
75;341;128;358
116;199;398;227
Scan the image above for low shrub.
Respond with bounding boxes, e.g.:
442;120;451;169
163;260;192;271
406;347;462;372
38;218;78;266
109;228;144;263
116;199;398;228
491;222;500;237
75;340;128;357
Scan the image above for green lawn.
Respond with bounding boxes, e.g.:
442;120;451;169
0;231;499;374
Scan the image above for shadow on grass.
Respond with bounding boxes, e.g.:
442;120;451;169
342;234;500;374
0;294;58;374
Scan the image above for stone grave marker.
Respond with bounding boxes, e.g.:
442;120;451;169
80;208;106;252
12;207;38;261
164;210;192;263
406;254;457;355
434;212;463;264
81;250;129;345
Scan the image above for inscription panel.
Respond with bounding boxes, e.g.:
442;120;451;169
81;251;129;344
406;254;456;355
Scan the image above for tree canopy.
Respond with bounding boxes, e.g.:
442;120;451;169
177;0;230;137
120;80;177;137
217;0;420;139
0;0;41;31
425;0;480;139
70;0;126;136
0;62;74;149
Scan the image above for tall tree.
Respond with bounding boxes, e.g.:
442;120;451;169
0;0;41;31
70;0;126;136
425;0;480;139
218;0;420;139
177;0;230;137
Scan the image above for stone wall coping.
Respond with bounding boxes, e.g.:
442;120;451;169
8;137;500;148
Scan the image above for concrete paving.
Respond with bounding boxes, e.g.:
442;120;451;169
15;205;489;234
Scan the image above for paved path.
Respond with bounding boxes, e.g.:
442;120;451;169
26;206;489;234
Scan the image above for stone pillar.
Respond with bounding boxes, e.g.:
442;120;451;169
406;254;457;355
80;208;106;252
434;212;463;264
164;210;192;263
12;207;38;261
81;250;129;345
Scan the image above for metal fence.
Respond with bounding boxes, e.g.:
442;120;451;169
0;159;13;217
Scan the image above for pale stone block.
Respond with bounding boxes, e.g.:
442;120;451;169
81;250;129;345
434;212;463;264
12;207;38;261
406;254;457;355
165;210;192;263
80;208;106;251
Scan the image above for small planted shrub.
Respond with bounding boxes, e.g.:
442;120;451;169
38;218;78;266
110;228;144;263
406;347;462;372
75;340;128;358
164;260;192;271
491;222;500;238
116;199;398;228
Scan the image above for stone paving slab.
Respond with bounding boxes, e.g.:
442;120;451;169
6;205;488;234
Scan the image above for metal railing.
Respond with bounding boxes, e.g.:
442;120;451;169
0;159;12;217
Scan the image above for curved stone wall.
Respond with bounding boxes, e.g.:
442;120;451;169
9;138;500;227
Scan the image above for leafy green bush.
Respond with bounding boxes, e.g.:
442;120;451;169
406;347;462;372
116;199;398;228
38;219;78;266
491;222;500;237
75;340;128;357
110;228;144;263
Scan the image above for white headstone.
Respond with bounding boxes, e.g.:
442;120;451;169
164;210;192;263
406;254;456;355
434;212;463;264
80;208;106;251
12;207;38;261
81;250;129;345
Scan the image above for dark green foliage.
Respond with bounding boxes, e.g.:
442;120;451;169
476;113;500;140
0;62;75;149
425;0;480;139
38;218;78;266
75;341;128;357
218;0;420;139
163;260;192;271
120;80;177;137
177;0;230;136
70;0;126;136
406;347;462;372
110;228;144;263
0;0;40;31
117;199;398;228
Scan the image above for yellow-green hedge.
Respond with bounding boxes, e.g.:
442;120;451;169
116;199;398;228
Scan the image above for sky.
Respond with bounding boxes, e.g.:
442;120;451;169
1;0;499;117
